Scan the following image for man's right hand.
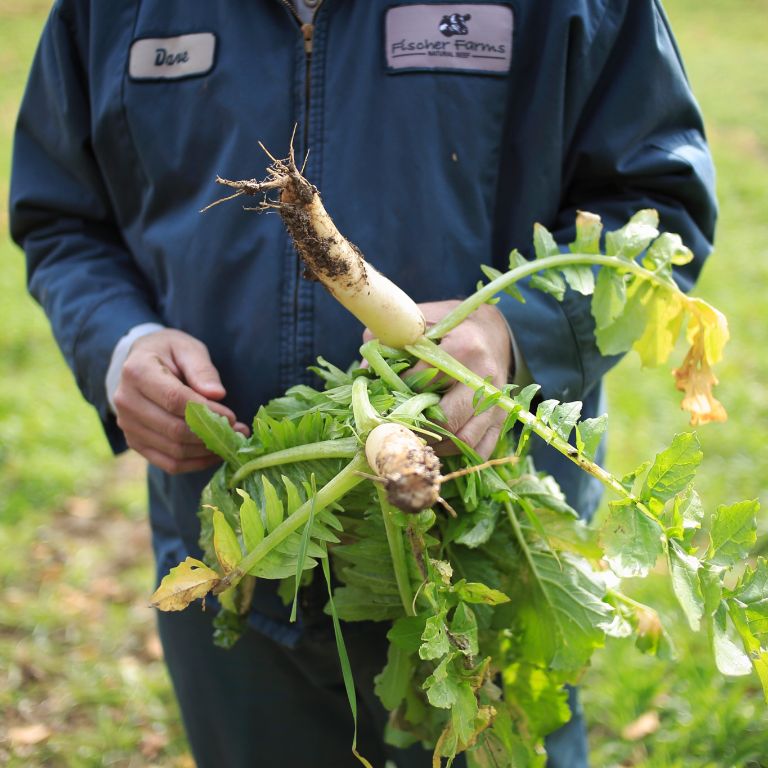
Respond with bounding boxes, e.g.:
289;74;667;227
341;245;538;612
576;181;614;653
113;329;250;474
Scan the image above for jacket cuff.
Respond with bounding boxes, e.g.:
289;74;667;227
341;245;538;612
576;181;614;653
105;322;167;413
72;293;162;454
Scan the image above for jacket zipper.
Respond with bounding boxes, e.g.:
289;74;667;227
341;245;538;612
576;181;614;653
277;0;318;150
278;1;321;383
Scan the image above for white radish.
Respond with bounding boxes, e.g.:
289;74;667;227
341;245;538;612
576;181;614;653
365;423;441;514
209;147;426;348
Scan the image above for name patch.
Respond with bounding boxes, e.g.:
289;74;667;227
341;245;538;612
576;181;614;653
129;33;216;81
385;4;513;74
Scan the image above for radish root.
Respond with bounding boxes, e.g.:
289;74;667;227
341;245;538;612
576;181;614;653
205;143;426;348
365;423;441;514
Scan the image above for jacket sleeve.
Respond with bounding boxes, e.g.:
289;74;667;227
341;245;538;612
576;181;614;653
500;0;717;404
9;5;161;452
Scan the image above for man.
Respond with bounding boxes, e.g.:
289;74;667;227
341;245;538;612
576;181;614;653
10;1;716;765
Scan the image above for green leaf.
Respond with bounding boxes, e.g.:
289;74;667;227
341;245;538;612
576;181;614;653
535;399;558;427
261;476;284;532
185;402;246;466
450;603;479;657
282;475;304;515
549;401;582;442
712;601;752;677
569;211;603;254
667;540;704;631
619;460;651;495
502;662;571;739
509;249;528;270
374;643;414;710
236;489;264;553
388;615;428;653
503;250;527;302
450;679;480;747
531;270;566;301
212;607;247;649
320;555;374;767
198;466;240;569
633;287;685;367
561;265;595;295
528;508;602;559
732;557;768;622
641;433;703;504
643;231;693;270
594;280;654;355
532;223;560;260
530;226;566;299
420;611;451;660
290;474;318;622
662;486;704;539
509;475;578;517
455;582;511;606
591;269;627;330
727;595;768;702
575;414;608;461
402;367;440;391
707;499;759;567
699;565;723;616
423;653;460;709
212;508;242;573
513;550;613;673
605;209;659;260
513;383;540;412
601;500;663;578
454;500;500;548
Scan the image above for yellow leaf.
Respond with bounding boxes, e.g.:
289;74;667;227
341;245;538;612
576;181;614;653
150;557;220;611
673;342;728;426
685;297;730;366
213;508;242;572
633;287;684;367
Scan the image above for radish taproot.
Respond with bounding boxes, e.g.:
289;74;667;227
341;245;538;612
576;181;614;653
208;146;426;348
364;422;441;514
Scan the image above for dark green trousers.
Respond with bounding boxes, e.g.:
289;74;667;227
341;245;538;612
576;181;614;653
157;608;588;767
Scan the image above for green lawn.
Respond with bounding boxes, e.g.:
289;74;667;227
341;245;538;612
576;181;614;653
1;1;766;766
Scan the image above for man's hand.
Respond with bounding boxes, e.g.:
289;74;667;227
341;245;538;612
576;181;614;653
365;300;513;459
113;329;250;474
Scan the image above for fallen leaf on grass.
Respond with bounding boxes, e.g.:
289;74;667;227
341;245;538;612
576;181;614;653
621;710;660;741
64;496;99;519
140;730;169;759
9;723;52;747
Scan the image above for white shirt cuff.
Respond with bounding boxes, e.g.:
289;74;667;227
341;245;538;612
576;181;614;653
106;323;166;414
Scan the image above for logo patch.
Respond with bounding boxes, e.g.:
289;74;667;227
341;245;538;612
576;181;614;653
128;33;216;81
385;4;513;74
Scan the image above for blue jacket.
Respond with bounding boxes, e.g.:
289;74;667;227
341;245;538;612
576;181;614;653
10;0;716;644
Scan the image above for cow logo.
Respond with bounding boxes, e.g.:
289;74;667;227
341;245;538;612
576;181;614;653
439;13;471;37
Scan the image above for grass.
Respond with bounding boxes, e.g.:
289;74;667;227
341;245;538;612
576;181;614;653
0;1;766;766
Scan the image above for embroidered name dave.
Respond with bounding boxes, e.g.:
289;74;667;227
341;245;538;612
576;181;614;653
129;33;216;80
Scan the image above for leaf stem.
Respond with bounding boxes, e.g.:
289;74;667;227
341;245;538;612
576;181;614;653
228;438;360;487
216;453;369;592
406;338;649;511
351;376;384;434
426;253;675;340
389;392;442;421
376;486;416;616
360;340;411;394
